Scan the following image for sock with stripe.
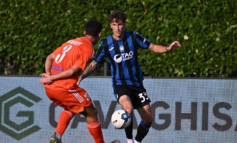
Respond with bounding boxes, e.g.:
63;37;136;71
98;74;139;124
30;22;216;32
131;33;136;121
55;110;74;136
87;120;105;143
135;120;151;142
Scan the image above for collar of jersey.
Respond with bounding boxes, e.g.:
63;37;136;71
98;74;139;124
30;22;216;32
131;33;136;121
78;37;91;44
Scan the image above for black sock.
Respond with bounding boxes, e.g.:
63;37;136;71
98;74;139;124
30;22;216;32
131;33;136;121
135;121;150;142
125;120;133;139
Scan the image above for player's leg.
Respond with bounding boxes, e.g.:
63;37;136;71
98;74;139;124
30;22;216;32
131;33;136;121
81;103;105;143
50;109;75;143
118;94;134;143
46;88;75;143
55;110;75;139
115;85;135;143
135;104;153;143
131;86;152;143
71;88;104;143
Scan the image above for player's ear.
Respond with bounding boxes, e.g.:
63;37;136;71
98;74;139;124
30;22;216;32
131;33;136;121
98;32;101;37
83;30;86;35
110;22;113;28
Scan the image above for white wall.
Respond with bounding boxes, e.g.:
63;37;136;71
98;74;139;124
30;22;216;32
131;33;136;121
0;77;237;143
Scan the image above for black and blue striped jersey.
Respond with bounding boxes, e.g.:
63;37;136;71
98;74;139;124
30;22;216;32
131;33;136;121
93;31;151;87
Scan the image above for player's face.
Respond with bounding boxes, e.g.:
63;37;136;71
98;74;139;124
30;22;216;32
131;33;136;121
110;19;125;38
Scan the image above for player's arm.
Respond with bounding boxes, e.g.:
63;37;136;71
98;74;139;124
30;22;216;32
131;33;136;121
45;53;55;75
77;60;98;85
148;43;168;53
148;41;181;53
39;64;81;84
50;64;81;80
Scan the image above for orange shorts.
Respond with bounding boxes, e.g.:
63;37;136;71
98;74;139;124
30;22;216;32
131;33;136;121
45;87;92;114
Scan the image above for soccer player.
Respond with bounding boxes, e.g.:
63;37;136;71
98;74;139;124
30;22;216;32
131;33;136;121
39;19;107;143
77;11;181;143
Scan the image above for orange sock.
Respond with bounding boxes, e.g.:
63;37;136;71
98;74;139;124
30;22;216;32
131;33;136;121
87;120;105;143
55;110;74;136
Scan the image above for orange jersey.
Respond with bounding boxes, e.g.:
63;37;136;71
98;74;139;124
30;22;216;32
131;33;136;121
44;37;94;90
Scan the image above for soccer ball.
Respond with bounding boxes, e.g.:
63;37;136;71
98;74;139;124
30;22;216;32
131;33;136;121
111;109;131;129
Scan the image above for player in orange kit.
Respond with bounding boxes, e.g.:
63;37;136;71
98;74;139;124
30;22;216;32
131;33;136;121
39;19;119;143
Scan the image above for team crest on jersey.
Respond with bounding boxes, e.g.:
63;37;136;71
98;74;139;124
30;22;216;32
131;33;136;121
120;45;124;52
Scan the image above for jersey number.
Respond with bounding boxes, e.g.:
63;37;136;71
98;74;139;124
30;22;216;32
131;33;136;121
55;45;72;63
138;92;147;103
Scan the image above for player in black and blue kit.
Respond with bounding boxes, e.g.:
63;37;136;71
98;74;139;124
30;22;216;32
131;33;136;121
95;30;150;91
78;11;181;143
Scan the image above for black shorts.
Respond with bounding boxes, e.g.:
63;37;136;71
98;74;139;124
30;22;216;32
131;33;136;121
114;85;151;109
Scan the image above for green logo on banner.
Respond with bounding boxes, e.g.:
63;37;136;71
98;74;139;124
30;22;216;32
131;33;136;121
0;87;41;140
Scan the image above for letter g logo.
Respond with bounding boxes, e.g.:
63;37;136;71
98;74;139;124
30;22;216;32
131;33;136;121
113;54;122;63
0;87;41;140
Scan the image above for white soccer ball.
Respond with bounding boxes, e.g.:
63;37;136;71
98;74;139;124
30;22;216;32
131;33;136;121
111;109;131;129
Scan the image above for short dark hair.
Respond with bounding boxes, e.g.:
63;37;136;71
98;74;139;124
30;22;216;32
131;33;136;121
85;19;103;36
108;11;126;23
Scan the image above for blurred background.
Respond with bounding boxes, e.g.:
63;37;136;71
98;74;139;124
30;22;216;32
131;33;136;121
0;0;236;77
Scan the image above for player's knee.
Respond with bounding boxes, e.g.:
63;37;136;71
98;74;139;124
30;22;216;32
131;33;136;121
91;108;98;115
86;103;98;116
86;107;98;117
143;115;153;125
148;116;153;124
124;108;133;115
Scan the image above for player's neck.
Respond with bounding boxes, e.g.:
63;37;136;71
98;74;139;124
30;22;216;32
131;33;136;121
112;32;124;40
84;35;94;43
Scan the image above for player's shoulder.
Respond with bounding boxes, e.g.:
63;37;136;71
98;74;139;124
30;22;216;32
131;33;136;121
127;31;136;34
64;38;84;47
125;31;138;38
133;31;141;36
126;31;136;33
132;31;146;39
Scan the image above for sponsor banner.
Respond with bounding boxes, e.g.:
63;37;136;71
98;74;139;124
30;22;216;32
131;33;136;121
0;77;237;143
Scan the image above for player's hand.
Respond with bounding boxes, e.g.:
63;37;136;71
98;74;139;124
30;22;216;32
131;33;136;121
39;73;53;84
46;72;51;76
77;76;82;86
167;41;181;51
